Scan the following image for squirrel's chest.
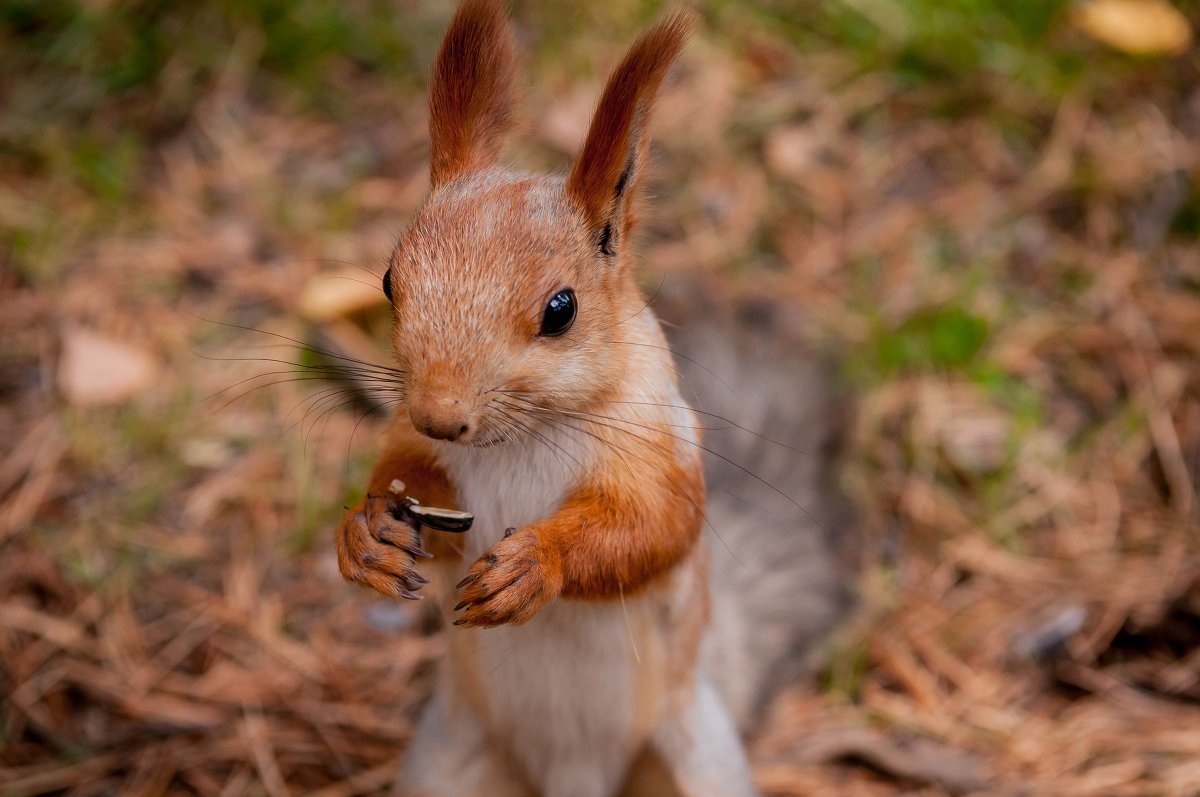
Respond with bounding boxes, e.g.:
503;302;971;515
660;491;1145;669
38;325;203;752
438;425;593;560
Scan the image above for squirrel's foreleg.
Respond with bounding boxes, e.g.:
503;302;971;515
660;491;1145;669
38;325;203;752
453;462;704;628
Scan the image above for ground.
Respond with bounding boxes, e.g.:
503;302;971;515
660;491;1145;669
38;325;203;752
2;1;1199;795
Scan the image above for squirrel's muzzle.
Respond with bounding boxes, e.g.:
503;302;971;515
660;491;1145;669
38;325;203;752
409;390;473;442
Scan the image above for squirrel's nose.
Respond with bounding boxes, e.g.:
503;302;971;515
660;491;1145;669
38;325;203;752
409;397;472;442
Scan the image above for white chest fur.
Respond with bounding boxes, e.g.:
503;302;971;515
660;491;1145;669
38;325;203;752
438;422;590;559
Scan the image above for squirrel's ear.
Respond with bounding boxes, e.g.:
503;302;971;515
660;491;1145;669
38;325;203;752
429;0;518;189
567;10;693;255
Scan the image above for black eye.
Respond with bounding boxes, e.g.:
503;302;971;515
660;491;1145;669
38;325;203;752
382;269;394;302
539;289;576;337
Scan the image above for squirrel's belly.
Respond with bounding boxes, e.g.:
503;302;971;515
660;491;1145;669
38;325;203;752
449;556;706;792
478;600;657;780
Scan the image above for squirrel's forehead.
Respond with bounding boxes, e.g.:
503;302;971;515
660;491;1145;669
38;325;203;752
395;234;569;302
405;177;579;249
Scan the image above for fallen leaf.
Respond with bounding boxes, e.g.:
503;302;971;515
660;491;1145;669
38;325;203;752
1075;0;1192;56
298;273;387;322
180;437;234;469
58;328;159;407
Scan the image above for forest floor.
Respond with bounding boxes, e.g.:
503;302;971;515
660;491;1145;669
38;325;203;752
2;1;1199;794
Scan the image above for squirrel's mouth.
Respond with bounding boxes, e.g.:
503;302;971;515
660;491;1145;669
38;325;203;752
464;431;509;449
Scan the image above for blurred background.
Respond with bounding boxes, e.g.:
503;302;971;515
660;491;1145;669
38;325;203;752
3;0;1200;794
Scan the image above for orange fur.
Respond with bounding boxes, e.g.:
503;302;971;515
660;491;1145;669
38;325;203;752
428;0;518;188
353;7;702;625
365;418;460;507
454;449;705;627
349;2;702;622
567;11;694;237
335;418;464;601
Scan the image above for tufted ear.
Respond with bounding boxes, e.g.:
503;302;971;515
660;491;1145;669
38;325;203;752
428;0;518;189
566;10;693;257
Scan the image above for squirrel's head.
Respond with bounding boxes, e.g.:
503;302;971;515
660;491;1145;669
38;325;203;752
385;0;692;446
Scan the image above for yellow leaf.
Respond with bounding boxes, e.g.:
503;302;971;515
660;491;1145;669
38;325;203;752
1074;0;1192;56
298;272;387;322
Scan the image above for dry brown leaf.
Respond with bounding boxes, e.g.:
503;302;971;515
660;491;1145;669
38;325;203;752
918;384;1013;476
57;327;159;407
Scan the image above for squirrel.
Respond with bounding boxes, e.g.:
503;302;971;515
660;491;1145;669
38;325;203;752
333;2;854;796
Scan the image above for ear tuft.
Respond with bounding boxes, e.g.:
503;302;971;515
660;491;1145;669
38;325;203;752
429;0;518;189
567;10;695;240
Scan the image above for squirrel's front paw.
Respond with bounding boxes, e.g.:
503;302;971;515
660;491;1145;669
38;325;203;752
335;494;430;601
453;529;562;627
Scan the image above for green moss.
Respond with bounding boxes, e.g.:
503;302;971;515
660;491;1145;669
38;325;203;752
868;306;990;375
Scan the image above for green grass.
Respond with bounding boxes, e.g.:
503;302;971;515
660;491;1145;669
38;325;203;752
715;0;1080;90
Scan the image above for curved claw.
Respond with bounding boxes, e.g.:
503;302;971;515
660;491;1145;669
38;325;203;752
338;496;435;602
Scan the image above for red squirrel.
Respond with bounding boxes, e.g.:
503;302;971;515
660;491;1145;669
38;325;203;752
334;2;853;795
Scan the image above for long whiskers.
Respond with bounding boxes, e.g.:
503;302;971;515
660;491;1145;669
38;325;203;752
500;392;824;532
603;338;736;398
192;315;407;377
499;388;814;455
490;399;583;475
194;318;410;452
513;406;750;572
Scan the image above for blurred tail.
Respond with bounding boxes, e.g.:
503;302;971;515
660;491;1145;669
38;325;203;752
655;277;858;734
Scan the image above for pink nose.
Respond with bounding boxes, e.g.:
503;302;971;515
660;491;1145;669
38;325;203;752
409;397;471;441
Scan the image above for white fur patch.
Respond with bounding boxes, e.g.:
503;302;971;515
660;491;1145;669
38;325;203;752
438;422;589;560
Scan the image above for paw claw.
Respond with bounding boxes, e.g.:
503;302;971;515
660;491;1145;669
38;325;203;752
451;529;559;627
336;495;434;602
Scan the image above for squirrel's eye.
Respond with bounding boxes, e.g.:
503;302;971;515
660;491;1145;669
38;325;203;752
539;289;576;337
382;269;394;302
